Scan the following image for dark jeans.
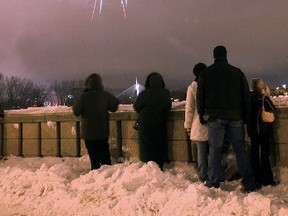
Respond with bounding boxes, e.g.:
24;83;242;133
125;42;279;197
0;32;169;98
196;141;209;181
206;119;255;189
250;132;274;185
85;139;111;170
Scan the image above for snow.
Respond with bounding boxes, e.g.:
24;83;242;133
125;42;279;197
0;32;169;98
1;100;288;215
4;96;287;116
272;96;288;107
0;156;288;216
4;102;186;115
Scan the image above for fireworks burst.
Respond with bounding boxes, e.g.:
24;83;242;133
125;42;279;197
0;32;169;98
91;0;128;20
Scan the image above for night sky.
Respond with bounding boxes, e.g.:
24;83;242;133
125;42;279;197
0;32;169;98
0;0;288;89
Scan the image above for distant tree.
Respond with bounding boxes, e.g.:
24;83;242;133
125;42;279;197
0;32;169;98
28;84;50;107
50;79;84;105
4;76;50;109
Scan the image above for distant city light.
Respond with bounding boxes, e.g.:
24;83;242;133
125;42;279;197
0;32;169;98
283;84;287;89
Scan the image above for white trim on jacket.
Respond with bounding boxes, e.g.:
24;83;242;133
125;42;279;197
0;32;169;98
184;81;208;142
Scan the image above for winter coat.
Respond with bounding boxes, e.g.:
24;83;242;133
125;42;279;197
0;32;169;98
184;81;208;141
197;59;251;122
134;76;171;133
72;74;119;140
248;90;275;135
133;73;172;163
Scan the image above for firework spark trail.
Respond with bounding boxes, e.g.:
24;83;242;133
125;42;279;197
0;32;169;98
120;0;127;18
99;0;104;14
91;0;98;20
90;0;128;19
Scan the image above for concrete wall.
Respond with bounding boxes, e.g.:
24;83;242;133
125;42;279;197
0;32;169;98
1;108;288;167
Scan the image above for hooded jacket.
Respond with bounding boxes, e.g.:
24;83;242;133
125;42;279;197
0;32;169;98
184;81;208;141
73;74;119;140
134;73;172;130
133;73;171;163
197;58;251;121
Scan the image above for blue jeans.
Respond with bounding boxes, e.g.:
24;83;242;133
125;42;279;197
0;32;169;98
196;141;209;181
206;119;255;189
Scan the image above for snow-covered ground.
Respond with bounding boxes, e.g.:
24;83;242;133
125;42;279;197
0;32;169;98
4;102;186;115
4;96;288;115
271;96;288;107
0;156;288;216
1;98;288;215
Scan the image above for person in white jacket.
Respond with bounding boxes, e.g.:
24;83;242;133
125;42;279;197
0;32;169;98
184;63;209;182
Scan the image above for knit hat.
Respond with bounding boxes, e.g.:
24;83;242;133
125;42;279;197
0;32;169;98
213;46;227;59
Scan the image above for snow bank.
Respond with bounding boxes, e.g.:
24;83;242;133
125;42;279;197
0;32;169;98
4;96;288;115
4;102;185;115
0;156;288;216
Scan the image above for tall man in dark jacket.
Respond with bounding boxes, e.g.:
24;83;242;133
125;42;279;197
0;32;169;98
197;46;260;192
73;73;119;170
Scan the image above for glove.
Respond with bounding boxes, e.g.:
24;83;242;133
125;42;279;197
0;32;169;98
199;115;207;125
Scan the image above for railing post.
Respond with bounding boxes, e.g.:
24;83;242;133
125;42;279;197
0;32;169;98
38;122;42;157
0;122;3;159
116;120;123;159
76;121;81;157
19;123;24;157
56;122;62;157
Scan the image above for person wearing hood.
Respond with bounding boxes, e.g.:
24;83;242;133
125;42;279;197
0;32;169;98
197;46;260;193
73;73;119;170
133;72;172;170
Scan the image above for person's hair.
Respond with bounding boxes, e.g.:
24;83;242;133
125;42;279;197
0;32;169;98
84;73;104;91
144;72;165;89
263;84;271;97
251;78;265;91
193;63;206;81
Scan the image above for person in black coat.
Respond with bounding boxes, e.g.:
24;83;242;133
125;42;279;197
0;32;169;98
73;73;119;170
133;72;172;170
248;78;279;186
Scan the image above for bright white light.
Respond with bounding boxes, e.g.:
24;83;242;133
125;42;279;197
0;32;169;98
136;77;140;96
283;84;287;89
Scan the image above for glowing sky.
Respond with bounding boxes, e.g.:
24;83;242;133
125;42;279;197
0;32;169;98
0;0;287;89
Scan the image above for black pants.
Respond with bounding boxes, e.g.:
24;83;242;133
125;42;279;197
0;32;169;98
139;131;166;170
250;132;274;185
85;139;111;170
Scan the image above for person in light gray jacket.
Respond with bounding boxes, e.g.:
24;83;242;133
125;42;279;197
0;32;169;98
184;63;208;182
